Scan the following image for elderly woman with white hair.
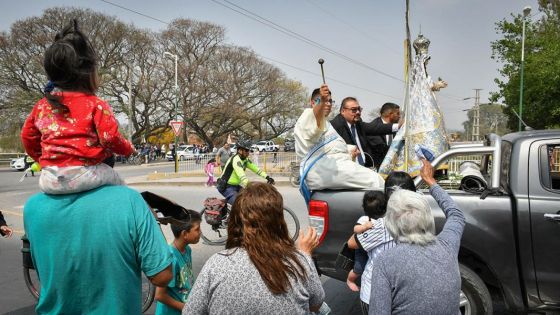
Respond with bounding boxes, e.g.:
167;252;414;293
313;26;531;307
368;160;465;315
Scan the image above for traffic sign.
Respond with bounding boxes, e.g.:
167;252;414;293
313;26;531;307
170;121;183;136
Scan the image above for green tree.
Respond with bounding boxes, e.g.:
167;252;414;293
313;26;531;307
0;8;307;151
490;2;560;129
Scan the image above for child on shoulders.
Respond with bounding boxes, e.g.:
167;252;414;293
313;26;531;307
20;19;134;195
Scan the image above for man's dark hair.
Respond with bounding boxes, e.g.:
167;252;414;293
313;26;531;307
170;209;201;238
380;102;400;116
311;88;321;101
340;96;358;112
311;88;331;104
362;190;387;219
384;171;416;199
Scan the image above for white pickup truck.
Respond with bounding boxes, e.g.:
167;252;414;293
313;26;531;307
251;140;279;152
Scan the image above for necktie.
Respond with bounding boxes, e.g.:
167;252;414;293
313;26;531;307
387;134;393;146
350;124;365;165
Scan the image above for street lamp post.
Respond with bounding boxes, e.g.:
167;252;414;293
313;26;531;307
127;65;134;142
518;5;531;132
164;51;179;173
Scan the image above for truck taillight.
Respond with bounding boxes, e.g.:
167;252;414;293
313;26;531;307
308;200;329;244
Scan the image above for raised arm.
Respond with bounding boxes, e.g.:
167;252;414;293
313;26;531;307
92;99;134;157
312;84;333;129
362;120;394;136
419;159;465;255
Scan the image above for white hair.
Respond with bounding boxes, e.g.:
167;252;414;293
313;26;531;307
385;188;436;246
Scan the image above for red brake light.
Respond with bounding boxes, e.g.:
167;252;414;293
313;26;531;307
308;200;329;244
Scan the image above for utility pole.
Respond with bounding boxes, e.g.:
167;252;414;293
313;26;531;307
471;89;483;142
519;6;532;131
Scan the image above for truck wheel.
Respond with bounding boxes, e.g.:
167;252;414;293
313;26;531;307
460;264;493;315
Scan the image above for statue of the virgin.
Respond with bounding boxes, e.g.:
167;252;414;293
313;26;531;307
378;33;449;177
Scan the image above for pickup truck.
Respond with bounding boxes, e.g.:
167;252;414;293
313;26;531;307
252;140;279;152
308;131;560;314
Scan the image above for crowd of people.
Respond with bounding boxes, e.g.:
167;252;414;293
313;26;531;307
8;18;467;315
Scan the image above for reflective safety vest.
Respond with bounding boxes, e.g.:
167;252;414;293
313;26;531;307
219;154;267;187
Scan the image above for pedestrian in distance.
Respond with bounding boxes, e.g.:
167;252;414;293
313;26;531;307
204;158;217;187
215;142;230;175
183;183;325;314
22;19;172;314
155;210;201;315
24;154;35;177
161;143;167;158
20;19;134;195
0;211;14;238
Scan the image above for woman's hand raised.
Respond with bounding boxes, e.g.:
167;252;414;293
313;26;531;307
297;227;319;255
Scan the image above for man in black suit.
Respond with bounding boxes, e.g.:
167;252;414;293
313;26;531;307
366;102;401;169
330;97;397;168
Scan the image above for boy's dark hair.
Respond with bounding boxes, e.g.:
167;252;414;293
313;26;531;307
43;19;98;112
170;209;201;238
362;190;387;220
384;171;416;199
311;88;321;101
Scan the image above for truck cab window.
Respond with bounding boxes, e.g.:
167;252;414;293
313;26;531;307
540;144;560;190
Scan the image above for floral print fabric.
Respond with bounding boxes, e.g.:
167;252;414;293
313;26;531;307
21;92;133;167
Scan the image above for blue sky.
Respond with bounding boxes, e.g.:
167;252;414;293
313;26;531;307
0;0;540;130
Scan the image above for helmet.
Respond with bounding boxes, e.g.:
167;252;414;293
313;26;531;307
236;139;252;150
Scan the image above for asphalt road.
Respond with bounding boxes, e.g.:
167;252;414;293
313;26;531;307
0;164;362;315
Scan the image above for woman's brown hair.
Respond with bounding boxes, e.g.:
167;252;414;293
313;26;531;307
226;182;307;294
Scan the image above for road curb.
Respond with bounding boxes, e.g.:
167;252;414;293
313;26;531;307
128;181;293;187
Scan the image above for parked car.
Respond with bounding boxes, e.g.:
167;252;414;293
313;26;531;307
251;140;279;152
166;145;194;161
10;157;26;171
284;139;295;152
308;131;560;314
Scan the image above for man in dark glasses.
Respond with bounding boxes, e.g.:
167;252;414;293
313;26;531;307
330;97;398;168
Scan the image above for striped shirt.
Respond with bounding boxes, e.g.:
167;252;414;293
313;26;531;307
355;216;396;304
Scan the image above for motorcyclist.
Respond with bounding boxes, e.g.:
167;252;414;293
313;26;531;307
216;139;274;205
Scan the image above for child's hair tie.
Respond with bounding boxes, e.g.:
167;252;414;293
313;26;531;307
43;81;55;94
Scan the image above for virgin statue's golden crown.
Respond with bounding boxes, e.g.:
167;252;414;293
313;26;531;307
413;34;430;55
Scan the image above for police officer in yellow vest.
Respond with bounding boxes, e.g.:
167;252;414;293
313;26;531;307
216;139;274;205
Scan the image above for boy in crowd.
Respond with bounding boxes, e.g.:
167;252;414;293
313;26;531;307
155;210;202;315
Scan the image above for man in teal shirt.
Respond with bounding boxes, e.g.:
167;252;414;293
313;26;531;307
24;185;173;314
